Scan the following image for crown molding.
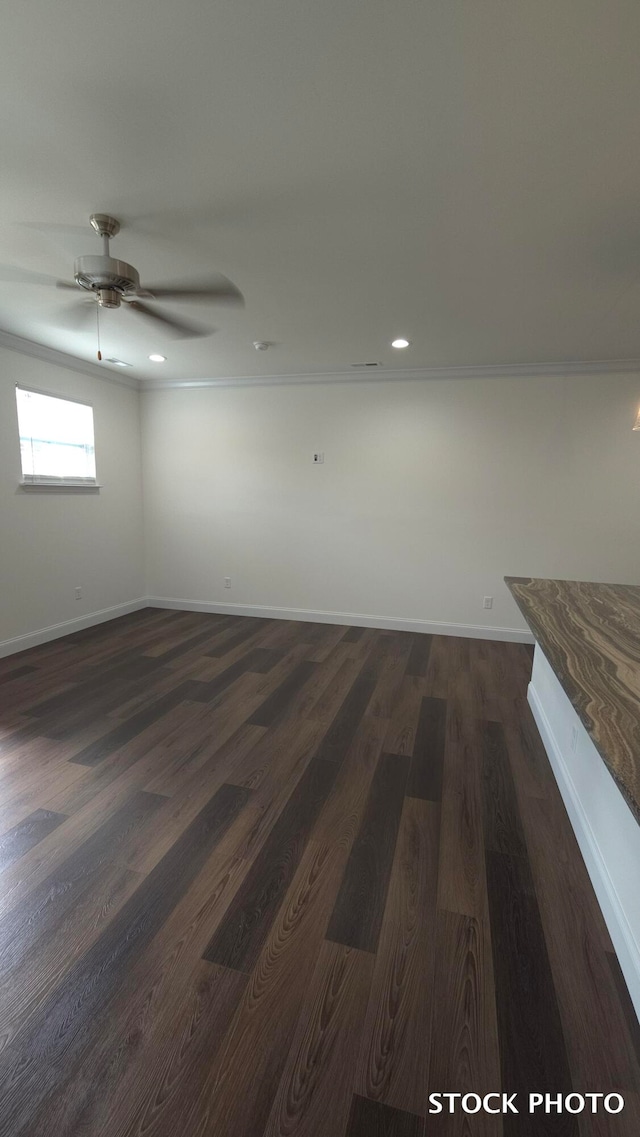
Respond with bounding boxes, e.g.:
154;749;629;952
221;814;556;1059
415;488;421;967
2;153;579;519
0;329;139;390
141;357;640;391
1;327;639;392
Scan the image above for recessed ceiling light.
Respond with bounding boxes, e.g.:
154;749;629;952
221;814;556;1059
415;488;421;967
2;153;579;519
391;338;410;349
148;354;166;362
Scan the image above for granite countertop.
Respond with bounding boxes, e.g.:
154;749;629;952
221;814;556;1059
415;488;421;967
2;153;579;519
505;577;640;824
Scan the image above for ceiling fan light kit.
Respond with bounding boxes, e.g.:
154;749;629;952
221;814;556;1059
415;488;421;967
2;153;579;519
73;260;140;308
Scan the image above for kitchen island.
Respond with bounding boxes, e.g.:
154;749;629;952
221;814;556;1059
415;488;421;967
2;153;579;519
505;576;640;1019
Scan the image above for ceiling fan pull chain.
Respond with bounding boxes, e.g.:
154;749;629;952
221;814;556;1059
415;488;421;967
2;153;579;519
96;302;102;361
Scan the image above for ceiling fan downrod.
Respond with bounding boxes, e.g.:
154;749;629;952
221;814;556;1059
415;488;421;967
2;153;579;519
89;212;120;249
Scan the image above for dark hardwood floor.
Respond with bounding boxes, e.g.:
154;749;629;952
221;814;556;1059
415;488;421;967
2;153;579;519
0;607;638;1136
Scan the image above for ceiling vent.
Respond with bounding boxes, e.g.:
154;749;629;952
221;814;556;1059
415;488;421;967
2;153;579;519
351;362;380;368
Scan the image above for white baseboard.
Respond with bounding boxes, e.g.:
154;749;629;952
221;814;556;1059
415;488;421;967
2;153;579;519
0;594;534;661
145;596;534;643
528;681;640;1021
0;599;148;659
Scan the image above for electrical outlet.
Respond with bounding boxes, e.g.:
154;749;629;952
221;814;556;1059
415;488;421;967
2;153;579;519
483;596;493;609
224;577;231;588
313;452;324;464
75;586;82;600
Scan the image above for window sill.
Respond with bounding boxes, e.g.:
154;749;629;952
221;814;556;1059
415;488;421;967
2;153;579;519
19;481;102;493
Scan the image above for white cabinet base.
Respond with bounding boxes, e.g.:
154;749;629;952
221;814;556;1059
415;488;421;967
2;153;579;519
528;646;640;1022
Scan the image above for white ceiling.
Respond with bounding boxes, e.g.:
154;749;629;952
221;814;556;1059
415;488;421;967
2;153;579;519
2;0;640;384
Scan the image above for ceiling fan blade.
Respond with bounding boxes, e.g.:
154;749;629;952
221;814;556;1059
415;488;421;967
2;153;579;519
0;265;80;292
140;274;243;305
125;300;212;338
0;264;64;287
56;301;96;329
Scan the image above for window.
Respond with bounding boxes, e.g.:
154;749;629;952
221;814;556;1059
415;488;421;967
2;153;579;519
16;387;97;485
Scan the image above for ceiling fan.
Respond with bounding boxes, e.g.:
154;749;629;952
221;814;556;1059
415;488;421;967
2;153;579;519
0;213;244;339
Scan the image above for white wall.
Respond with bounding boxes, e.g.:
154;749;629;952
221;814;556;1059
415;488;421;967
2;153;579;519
0;345;144;650
3;357;636;651
141;371;640;637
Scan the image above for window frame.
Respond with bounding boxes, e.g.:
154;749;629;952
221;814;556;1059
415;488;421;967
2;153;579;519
15;384;102;491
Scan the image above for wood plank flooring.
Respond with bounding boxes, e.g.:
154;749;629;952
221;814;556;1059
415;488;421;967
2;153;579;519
0;607;638;1136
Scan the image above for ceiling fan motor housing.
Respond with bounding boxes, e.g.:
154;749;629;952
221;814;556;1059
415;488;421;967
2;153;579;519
73;255;140;307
